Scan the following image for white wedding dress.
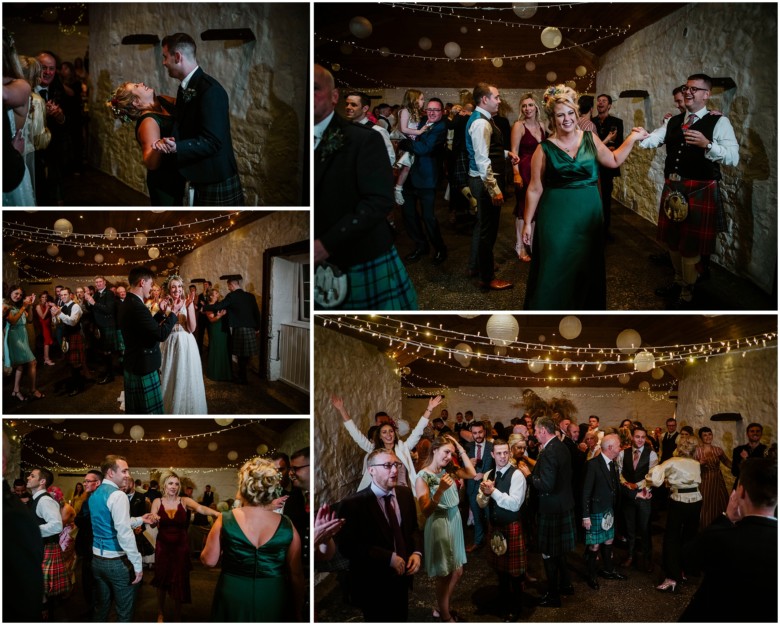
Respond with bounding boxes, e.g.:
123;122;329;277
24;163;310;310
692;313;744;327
159;310;208;414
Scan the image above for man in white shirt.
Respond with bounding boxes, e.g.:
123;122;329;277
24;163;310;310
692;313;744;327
50;287;85;396
344;91;396;167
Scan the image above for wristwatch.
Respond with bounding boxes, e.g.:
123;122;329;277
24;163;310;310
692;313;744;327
706;142;713;150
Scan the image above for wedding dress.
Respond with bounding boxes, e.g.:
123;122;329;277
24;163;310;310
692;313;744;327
160;309;208;414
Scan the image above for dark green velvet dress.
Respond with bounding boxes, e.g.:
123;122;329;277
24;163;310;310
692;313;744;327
524;131;606;309
211;511;294;622
135;108;186;206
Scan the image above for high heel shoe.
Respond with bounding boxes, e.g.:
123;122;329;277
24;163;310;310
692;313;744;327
656;579;677;593
11;391;27;402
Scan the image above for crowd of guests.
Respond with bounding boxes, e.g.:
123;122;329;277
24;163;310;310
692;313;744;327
3;438;311;622
4;27;90;206
314;64;739;310
316;403;777;622
2;268;261;413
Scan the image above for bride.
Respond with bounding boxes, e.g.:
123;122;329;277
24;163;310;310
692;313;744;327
160;275;207;414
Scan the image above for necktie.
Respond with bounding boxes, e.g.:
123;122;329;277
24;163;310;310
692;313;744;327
633;449;640;470
383;493;406;559
40;88;48;102
176;84;184;105
686;114;697;127
476;444;482;462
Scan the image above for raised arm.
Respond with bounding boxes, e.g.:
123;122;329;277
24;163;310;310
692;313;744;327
182;496;220;518
404;395;442;448
444;434;477;480
593;127;649;169
333;395;374;453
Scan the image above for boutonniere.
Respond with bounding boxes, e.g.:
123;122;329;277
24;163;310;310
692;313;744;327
319;127;347;161
181;87;196;104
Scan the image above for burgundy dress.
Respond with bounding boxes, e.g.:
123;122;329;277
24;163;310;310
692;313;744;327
513;124;546;217
35;304;54;346
152;500;192;602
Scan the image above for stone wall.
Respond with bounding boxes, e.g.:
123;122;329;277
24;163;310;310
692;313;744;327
314;324;402;505
88;3;308;205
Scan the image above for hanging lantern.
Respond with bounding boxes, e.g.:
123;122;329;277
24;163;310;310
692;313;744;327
104;227;117;240
379;47;390;57
349;16;373;39
546;71;558;82
134;233;147;247
208;441;218;451
47;244;59;257
76;248;85;257
118;258;125;265
486;314;518;347
638;381;651;391
618;373;631;384
129;425;145;440
418;36;432;50
177;439;188;449
454;343;473;367
112;422;125;434
651;368;664;380
331;63;341;72
47;446;54;454
55;256;62;262
538;334;546;343
215;418;234;426
401;366;411;376
561;357;572;371
227;450;239;461
575;65;588;77
528;358;544;373
94;253;104;263
492;57;504;68
53;431;64;440
513;2;538;19
444;41;461;59
616;329;642;353
558;315;582;340
167;261;174;268
634;351;656;372
256;443;268;455
79;432;89;440
460;26;468;34
148;247;160;259
53;218;73;238
494;345;507;356
566;80;577;89
150;209;166;213
541;26;562;49
525;60;536;71
458;314;479;318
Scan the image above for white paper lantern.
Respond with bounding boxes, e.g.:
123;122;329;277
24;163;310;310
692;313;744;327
256;444;268;455
418;36;432;50
349;16;373;39
77;248;85;257
616;329;642;353
651;368;664;380
561;357;572;371
538;334;546;343
94;253;104;263
149;265;157;272
444;41;461;59
486;314;518;347
525;60;536;71
208;441;218;451
634;351;656;372
167;262;174;268
618;373;631;384
401;366;411;376
112;422;125;434
177;439;188;449
227;450;239;461
134;233;147;247
546;71;558;82
129;425;145;440
528;358;544;373
638;381;651;391
118;258;125;265
47;244;59;256
558;316;582;340
454;343;473;367
148;247;160;259
54;218;73;238
339;43;353;55
104;227;117;240
47;446;54;454
396;418;410;437
215;418;234;426
492;57;504;68
460;26;468;34
80;431;89;440
53;431;64;440
331;63;340;72
379;47;390;57
513;2;538;19
575;65;588;77
541;26;562;49
566;80;577;89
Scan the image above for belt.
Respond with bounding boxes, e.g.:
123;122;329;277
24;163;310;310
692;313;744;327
93;553;125;560
674;486;699;494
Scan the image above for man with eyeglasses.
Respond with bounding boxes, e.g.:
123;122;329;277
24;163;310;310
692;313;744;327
285;448;311;572
640;73;739;307
344;91;396;167
74;469;102;619
336;448;421;622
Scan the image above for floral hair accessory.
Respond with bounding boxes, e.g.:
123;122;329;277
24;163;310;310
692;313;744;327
106;96;133;124
542;84;569;107
162;273;184;293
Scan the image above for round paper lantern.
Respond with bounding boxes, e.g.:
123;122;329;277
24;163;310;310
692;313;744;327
525;60;536;71
208;441;218;451
77;248;85;257
541;26;562;49
94;253;104;263
134;233;147;247
331;63;341;72
349;16;373;39
494;345;507;356
112;422;125;434
104;227;117;240
149;265;157;272
538;334;546;343
454;343;473;367
618;373;631;384
148;247;160;259
492;57;504;68
53;431;64;440
638;381;651;391
401;366;411;376
651;368;665;380
575;65;588;77
177;439;188;449
47;244;59;257
151;209;166;213
80;432;89;441
256;444;268;455
167;261;174;268
118;258;125;265
566;80;577;89
634;351;656;372
379;47;390;57
460;26;468;34
215;418;234;426
396;418;410;438
513;2;538;19
129;425;145;441
46;446;54;454
558;315;582;340
528;358;545;373
418;36;432;50
616;329;642;354
444;41;461;59
227;450;239;461
55;256;62;262
561;357;572;371
486;314;518;347
339;43;353;55
53;218;73;238
546;71;558;82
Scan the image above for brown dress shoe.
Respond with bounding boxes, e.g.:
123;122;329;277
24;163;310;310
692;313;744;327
479;279;513;291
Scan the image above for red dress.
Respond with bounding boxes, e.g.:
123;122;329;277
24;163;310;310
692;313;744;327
35;304;54;346
152;500;192;602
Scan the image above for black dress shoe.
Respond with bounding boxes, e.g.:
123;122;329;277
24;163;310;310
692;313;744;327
537;593;561;608
404;249;428;263
559;584;575;596
432;250;448;266
67;388;80;397
97;376;114;385
599;570;627;581
586;577;600;590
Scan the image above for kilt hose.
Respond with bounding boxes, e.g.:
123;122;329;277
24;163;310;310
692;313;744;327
585;511;616;545
231;327;259;358
657;178;723;257
123;370;165;414
43;541;72;598
192;174;244;206
64;332;86;369
489;520;527;577
537;509;576;557
338;246;418;310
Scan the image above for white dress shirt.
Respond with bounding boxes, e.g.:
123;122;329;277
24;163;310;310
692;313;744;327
476;463;527;511
56;301;82;326
617;446;659;490
468;105;507;198
356;117;396;166
91;480;144;573
180;66;200;90
32;490;63;538
314;111;335;151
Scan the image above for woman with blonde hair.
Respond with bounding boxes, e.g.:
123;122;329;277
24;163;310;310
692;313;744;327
202;457;303;621
522;85;649;309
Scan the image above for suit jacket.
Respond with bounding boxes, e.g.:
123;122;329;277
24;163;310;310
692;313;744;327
660;431;679;462
118;293;178;375
87;288;117;329
405;118;447;189
128;491;147;519
465;440;494;495
731;443;767;480
682;515;777;622
592;113;624;177
581;455;618;518
315;112;395;269
531;436;575;514
202;288;260;330
174;67;239;184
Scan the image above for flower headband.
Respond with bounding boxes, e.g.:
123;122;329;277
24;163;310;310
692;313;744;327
106;96;133;124
542;84;572;107
162;274;184;293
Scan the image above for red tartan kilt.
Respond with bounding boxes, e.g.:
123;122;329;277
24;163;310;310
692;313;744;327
43;542;72;597
64;332;85;368
489;520;527;576
657;179;721;256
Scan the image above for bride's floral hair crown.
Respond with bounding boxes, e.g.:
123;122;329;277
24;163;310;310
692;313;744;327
106;84;138;124
162;274;184;293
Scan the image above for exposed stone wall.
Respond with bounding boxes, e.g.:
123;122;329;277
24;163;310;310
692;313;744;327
314;325;402;506
89;3;308;205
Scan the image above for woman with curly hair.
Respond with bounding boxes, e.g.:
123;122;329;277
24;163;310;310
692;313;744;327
202;457;304;621
522;84;649;309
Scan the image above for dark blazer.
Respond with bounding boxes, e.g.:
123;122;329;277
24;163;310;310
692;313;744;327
404;118;447;189
87;288;116;329
336;485;419;621
128;491;147;519
731;443;767;480
118;293;178;376
174;67;239;184
531;436;575;514
315;112;395;269
660;431;679;462
581;455;618;518
592;113;624;177
681;515;777;622
202;288;260;329
465;440;495;495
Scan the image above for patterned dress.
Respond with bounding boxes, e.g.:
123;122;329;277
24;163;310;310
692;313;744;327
695;445;730;528
418;469;466;577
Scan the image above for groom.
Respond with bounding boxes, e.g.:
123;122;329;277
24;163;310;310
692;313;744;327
153;32;244;205
118;267;178;414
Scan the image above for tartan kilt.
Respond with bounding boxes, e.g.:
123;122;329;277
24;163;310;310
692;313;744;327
231;327;259;357
193;174;244;206
64;332;86;368
489;521;527;576
99;325;124;352
657;179;722;256
339;246;418;310
123;370;165;414
43;542;72;597
452;147;470;188
537;509;576;556
584;511;615;545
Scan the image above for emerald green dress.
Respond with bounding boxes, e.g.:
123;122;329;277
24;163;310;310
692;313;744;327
206;315;232;381
211;511;294;622
524;131;606;309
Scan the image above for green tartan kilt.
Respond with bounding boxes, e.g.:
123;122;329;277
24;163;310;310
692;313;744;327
99;325;125;352
537;509;576;556
192;173;244;206
123;370;165;414
585;511;615;545
341;246;418;310
231;327;259;357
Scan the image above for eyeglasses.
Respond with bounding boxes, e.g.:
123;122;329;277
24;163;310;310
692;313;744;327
681;85;708;94
289;464;309;474
84;479;99;484
369;462;403;470
425;108;442;112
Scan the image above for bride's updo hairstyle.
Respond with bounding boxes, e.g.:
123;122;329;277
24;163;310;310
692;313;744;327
237;457;280;507
542;84;579;135
107;83;142;124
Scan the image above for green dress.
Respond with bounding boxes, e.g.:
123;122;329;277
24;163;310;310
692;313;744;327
206;316;232;381
524;131;606;309
211;511;294;622
419;469;466;577
135;107;186;206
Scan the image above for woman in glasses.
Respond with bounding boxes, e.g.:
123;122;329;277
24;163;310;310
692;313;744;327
416;435;476;622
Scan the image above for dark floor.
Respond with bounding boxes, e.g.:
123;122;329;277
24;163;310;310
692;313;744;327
54;166;151;206
316;512;700;622
3;348;308;415
392;189;774;311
